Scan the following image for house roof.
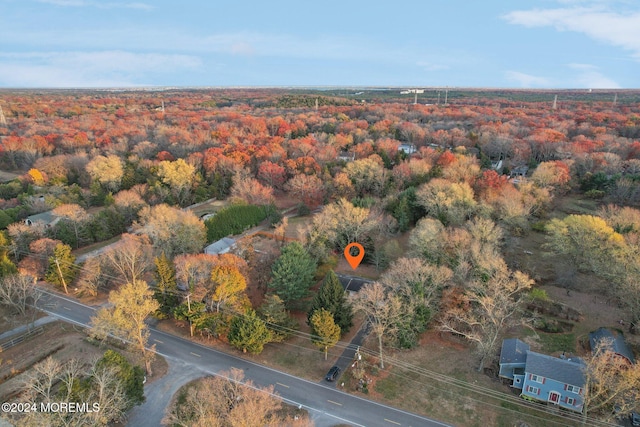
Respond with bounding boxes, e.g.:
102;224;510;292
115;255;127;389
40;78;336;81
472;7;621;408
589;328;635;364
25;210;59;226
525;351;586;387
398;143;416;154
500;338;530;364
204;237;236;254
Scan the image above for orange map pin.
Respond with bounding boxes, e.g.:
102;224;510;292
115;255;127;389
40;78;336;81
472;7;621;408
344;243;365;270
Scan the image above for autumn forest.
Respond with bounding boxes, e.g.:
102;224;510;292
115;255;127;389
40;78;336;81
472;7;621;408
1;88;640;426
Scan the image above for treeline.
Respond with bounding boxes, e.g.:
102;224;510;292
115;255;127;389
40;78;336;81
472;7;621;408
205;204;276;243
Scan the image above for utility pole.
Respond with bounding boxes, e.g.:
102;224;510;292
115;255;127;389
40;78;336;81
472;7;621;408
54;258;69;294
186;293;195;336
444;89;448;105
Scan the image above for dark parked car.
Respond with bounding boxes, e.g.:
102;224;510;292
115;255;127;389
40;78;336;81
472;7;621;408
631;412;640;427
325;366;341;382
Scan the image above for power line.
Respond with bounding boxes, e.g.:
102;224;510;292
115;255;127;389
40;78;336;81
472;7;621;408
1;246;620;426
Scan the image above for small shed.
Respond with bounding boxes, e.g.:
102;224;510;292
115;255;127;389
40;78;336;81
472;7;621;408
204;237;236;255
589;328;635;364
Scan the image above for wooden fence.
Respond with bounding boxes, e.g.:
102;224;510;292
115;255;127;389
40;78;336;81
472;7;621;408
0;326;44;351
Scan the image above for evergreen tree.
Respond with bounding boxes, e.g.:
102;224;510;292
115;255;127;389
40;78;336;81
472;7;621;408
0;211;13;230
268;242;316;308
0;232;17;278
45;243;76;294
173;301;206;337
154;252;180;317
307;270;353;334
258;294;297;341
96;349;145;407
310;308;341;360
228;309;272;354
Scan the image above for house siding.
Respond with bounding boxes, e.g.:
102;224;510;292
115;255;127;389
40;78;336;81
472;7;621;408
499;340;585;413
521;375;584;413
499;362;525;381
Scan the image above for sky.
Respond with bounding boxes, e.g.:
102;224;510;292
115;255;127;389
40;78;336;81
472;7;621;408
0;0;638;88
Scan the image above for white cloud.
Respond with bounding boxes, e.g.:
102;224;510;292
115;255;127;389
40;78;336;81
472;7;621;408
567;63;620;87
36;0;153;10
0;23;475;69
229;42;255;56
502;5;640;60
505;71;550;87
0;51;201;87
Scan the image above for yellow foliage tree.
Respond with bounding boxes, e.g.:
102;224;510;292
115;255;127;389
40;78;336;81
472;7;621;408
90;280;159;375
310;308;341;360
210;265;247;313
27;168;45;185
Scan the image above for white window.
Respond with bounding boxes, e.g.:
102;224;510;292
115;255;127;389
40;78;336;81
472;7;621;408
527;385;539;394
567;397;575;405
566;385;580;393
530;374;543;383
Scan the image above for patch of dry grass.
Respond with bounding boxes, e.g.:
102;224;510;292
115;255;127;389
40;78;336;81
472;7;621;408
0;319;167;402
344;331;583;427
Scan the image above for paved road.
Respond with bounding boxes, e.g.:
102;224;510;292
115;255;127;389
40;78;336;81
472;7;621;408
127;358;206;427
36;289;451;427
336;273;373;293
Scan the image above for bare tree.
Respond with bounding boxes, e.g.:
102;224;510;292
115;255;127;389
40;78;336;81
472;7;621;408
164;368;313;427
380;257;453;312
438;265;534;372
103;233;153;285
582;338;640;423
7;222;46;261
0;273;36;316
85;363;129;425
20;356;129;427
76;256;105;297
352;282;404;368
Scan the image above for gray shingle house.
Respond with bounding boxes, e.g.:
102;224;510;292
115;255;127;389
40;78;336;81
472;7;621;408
499;338;586;413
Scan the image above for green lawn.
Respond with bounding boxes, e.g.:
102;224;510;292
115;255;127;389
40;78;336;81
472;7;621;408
537;332;577;354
